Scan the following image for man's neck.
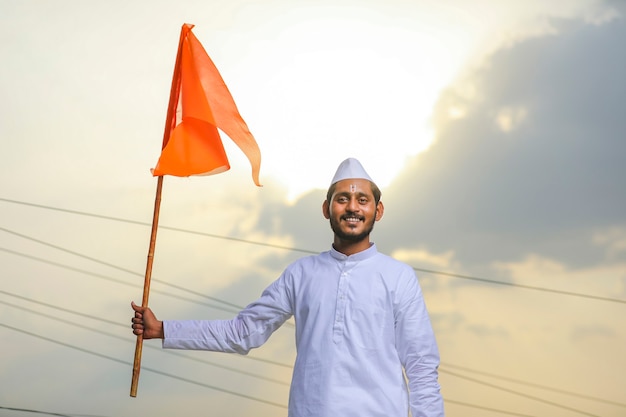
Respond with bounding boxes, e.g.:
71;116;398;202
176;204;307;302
332;238;371;256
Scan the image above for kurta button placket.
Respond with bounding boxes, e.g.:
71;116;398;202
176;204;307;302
333;264;351;344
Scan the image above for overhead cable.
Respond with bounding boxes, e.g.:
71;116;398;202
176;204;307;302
1;198;624;304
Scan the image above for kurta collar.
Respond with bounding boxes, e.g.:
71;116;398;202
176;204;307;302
329;242;378;262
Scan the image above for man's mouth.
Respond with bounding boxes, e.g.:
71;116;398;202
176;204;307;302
342;215;363;223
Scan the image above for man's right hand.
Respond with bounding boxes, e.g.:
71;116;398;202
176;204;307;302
131;301;164;339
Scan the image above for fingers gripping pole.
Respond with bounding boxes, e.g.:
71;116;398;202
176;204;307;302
130;176;164;397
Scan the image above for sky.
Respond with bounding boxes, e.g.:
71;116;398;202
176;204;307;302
1;0;625;416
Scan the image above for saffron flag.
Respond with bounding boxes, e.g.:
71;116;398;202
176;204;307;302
151;23;262;186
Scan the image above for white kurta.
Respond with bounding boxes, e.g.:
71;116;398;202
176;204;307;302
163;243;444;417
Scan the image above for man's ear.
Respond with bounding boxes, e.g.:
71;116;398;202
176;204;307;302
375;201;384;221
322;200;330;219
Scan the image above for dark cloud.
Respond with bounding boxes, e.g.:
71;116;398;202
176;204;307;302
380;18;626;271
249;17;626;280
255;188;331;252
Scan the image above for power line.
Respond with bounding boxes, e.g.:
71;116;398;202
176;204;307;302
4;317;614;417
441;363;626;408
413;266;626;304
1;197;625;304
0;197;313;254
0;405;111;417
442;369;600;417
0;322;288;410
0;246;240;314
0;400;539;417
0;298;291;386
2;224;624;408
0;245;296;328
1;197;624;415
7;238;621;406
2;247;623;406
3;289;621;415
0;406;73;417
5;286;622;409
0;226;244;311
443;399;541;417
0;289;292;370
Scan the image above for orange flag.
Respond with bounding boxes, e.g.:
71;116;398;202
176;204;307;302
151;23;261;186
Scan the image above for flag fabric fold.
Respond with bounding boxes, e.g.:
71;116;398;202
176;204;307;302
151;23;262;186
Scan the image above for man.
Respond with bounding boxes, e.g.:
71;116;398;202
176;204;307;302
132;158;444;417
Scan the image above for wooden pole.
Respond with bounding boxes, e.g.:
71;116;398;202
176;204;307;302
129;25;186;398
130;175;164;397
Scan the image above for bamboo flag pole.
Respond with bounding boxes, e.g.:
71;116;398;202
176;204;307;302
130;23;262;396
130;175;164;397
129;28;185;398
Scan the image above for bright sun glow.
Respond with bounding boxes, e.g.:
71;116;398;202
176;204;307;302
222;8;472;201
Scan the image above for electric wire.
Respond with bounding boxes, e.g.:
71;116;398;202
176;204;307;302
2;288;621;415
0;298;290;386
443;399;541;417
0;289;292;370
0;197;313;254
0;244;296;328
2;226;623;406
1;197;625;305
2;317;611;417
441;363;626;408
443;399;545;417
0;246;240;315
0;406;112;417
0;402;540;417
0;226;244;311
441;369;600;417
0;322;288;410
0;406;73;417
1;197;623;415
412;266;626;304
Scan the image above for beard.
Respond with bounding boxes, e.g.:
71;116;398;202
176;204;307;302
329;212;376;242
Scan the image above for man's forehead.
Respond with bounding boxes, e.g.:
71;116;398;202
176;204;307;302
333;178;373;194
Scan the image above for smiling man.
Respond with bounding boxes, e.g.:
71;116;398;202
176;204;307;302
323;161;384;254
132;158;444;417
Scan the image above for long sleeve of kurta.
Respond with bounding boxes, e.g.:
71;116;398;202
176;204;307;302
162;244;444;417
394;267;444;417
162;278;293;353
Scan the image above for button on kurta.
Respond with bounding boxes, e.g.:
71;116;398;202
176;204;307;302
333;266;353;343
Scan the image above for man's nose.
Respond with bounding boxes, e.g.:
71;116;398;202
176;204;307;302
347;197;359;211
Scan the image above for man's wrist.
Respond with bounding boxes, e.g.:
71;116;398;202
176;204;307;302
157;320;165;339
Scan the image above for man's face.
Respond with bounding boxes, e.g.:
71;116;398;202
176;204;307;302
323;178;383;243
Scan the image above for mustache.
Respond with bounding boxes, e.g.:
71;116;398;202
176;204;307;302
341;213;365;220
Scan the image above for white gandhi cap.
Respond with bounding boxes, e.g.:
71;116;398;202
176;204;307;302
330;158;375;186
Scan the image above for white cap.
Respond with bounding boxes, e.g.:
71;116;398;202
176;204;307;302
330;158;374;186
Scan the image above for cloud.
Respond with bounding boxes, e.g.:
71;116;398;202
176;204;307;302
245;16;626;297
391;247;457;270
250;16;626;278
379;17;626;272
202;13;626;416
